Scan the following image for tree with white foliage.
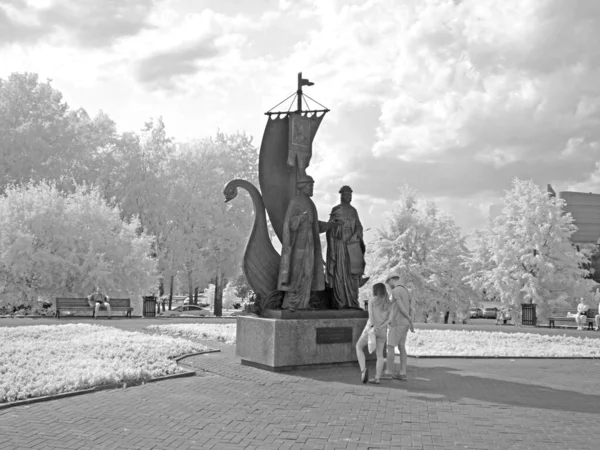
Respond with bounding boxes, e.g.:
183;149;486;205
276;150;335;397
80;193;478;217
0;182;157;306
367;185;476;322
463;178;596;321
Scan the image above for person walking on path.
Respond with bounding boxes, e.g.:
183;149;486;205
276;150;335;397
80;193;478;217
382;271;414;381
355;283;390;384
87;286;112;319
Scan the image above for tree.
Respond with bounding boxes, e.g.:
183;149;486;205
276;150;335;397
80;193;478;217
0;182;157;306
233;273;253;302
463;178;596;321
222;283;242;310
171;132;257;315
0;73;78;191
0;72;130;198
66;108;122;192
367;185;475;322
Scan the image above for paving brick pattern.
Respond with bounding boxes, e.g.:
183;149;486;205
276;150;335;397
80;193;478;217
2;346;600;450
2;319;600;449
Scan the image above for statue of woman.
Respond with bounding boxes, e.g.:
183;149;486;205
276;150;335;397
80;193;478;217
278;175;330;311
326;185;366;309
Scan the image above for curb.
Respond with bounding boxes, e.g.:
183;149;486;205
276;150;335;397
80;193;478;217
408;355;600;359
173;349;221;362
0;349;221;411
151;316;237;320
0;315;50;319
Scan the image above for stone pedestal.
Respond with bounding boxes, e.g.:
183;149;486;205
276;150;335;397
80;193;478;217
236;310;374;371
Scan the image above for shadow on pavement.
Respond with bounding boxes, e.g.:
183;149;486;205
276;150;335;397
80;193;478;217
286;359;600;415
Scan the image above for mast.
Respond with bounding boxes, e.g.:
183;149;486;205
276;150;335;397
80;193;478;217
297;72;314;113
265;72;328;116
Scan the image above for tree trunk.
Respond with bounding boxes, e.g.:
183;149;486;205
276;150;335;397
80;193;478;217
168;274;174;311
158;277;164;312
187;269;194;308
194;287;199;305
214;265;223;317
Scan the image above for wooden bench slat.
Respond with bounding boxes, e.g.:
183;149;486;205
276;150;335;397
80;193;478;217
56;297;133;318
548;308;598;329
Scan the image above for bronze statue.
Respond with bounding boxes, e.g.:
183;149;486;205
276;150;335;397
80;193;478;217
278;175;330;311
326;185;366;309
224;73;338;315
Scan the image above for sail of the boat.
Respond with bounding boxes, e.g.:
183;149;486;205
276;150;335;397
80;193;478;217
258;112;325;243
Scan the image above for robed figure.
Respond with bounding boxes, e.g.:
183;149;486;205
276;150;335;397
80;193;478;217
326;185;366;309
278;176;330;310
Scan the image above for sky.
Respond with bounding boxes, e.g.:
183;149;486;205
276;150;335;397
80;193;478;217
2;0;600;246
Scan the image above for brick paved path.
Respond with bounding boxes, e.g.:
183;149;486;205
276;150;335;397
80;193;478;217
2;319;600;449
2;338;600;450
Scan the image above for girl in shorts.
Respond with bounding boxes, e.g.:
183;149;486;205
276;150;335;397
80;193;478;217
355;283;390;384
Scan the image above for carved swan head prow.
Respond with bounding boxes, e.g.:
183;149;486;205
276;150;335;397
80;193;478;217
223;180;240;203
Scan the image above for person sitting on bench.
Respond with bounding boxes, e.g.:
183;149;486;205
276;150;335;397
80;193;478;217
575;298;589;331
88;286;112;319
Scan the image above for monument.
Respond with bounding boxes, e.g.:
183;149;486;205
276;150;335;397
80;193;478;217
326;185;368;309
223;73;371;370
278;175;330;311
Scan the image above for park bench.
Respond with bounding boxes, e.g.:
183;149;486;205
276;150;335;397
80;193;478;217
55;298;133;319
548;308;598;329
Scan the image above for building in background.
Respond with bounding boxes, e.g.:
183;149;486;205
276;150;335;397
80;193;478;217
548;185;600;283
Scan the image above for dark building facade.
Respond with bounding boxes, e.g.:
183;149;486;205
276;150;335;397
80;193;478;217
549;185;600;283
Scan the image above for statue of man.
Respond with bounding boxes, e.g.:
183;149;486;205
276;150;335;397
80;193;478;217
326;185;366;309
278;175;331;311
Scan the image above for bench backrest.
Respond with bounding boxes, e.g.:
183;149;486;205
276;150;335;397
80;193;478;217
550;308;598;318
56;297;131;308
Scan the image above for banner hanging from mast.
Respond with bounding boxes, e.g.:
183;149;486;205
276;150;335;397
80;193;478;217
287;112;312;179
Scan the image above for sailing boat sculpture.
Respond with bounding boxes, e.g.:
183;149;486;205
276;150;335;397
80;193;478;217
223;73;329;314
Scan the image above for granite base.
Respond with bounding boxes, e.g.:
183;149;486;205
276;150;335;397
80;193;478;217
236;316;375;371
260;309;368;320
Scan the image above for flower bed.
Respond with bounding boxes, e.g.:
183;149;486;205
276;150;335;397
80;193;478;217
148;324;600;358
147;323;236;344
0;324;209;404
407;330;600;357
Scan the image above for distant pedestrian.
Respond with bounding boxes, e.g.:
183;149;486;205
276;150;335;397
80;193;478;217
576;298;589;331
355;283;390;384
382;271;415;381
87;286;111;319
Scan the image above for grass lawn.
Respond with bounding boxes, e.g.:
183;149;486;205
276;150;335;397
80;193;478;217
146;323;600;357
407;329;600;357
3;318;598;405
147;323;236;344
0;323;209;404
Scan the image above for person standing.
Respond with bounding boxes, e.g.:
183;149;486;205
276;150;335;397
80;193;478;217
87;286;111;319
383;271;414;381
355;283;390;384
278;175;331;311
325;185;367;309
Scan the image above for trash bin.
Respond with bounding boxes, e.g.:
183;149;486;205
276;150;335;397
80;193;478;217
143;296;157;318
521;303;537;326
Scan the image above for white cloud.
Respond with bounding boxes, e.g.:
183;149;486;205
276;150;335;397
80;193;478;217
3;0;600;240
279;1;600;226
